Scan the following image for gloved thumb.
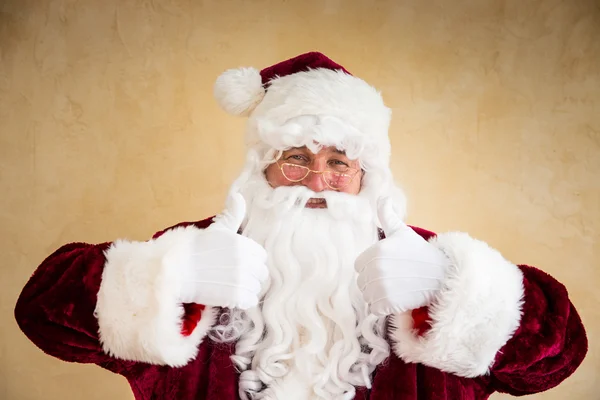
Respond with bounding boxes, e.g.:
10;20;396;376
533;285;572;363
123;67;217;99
377;196;410;237
209;191;247;233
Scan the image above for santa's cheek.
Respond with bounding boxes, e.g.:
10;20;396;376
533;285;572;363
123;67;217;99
264;170;285;188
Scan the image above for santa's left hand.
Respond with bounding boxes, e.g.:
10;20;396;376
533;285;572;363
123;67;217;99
355;197;451;316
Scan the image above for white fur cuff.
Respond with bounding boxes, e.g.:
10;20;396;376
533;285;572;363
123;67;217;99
95;225;217;367
390;232;524;377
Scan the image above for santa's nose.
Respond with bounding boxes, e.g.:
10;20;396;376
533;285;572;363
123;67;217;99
302;171;327;192
301;158;328;192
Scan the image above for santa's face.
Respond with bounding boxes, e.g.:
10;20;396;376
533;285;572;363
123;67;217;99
264;146;364;203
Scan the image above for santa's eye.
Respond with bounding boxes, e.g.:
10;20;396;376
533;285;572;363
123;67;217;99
329;159;349;167
286;154;309;163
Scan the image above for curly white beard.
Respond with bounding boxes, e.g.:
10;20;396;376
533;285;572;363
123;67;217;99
210;176;391;400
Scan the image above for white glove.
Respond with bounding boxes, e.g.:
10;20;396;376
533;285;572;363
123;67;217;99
355;197;450;316
177;192;269;309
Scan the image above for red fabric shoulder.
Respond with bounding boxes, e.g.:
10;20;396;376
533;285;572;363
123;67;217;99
152;216;216;239
410;225;437;240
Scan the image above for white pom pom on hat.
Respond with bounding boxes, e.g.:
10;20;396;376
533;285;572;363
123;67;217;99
213;67;265;117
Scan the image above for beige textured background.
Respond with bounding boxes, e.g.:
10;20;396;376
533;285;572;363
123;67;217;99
1;0;598;399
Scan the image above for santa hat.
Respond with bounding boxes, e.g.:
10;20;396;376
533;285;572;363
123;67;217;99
213;52;393;172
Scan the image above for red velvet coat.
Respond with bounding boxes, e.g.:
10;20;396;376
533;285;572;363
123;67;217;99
14;217;587;400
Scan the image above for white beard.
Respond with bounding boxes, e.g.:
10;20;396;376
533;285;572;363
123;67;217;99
210;177;391;400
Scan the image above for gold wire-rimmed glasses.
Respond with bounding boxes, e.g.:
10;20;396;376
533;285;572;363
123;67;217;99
276;162;360;190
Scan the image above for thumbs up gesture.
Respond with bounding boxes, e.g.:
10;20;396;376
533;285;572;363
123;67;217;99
355;197;451;316
179;192;269;309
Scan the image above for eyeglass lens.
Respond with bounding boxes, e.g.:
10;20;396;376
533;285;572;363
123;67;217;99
281;164;353;189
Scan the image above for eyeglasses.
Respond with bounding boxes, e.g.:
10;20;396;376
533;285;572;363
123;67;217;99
276;162;360;190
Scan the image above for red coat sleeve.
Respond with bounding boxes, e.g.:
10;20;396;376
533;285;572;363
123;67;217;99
14;241;125;370
488;264;587;395
14;218;216;373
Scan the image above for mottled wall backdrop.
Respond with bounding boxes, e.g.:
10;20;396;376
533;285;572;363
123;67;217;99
1;0;598;399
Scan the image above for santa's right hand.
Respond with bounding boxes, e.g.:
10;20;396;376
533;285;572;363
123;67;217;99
174;192;269;309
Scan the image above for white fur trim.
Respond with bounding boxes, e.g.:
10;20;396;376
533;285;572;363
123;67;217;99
214;67;265;116
390;232;524;377
247;68;392;169
95;225;217;367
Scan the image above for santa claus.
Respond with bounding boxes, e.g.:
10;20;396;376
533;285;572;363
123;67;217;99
15;52;587;400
